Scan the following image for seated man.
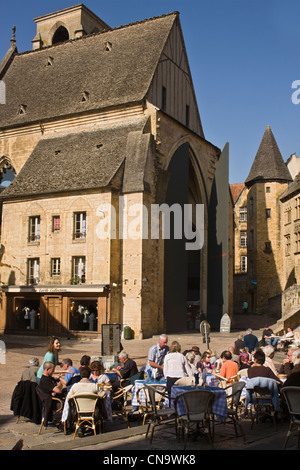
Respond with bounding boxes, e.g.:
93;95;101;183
60;358;80;392
278;347;300;376
216;350;239;383
67;367;106;398
112;351;138;381
39;361;64;397
37;361;64;426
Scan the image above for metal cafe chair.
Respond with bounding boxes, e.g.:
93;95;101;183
143;384;177;443
281;386;300;450
174;389;215;450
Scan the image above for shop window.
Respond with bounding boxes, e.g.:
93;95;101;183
27;258;40;285
72;256;86;284
28;216;40;242
14;298;40;330
73;212;86;239
69;299;97;331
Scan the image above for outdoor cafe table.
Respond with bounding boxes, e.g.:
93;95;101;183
171;385;228;422
131;379;168;408
61;389;112;424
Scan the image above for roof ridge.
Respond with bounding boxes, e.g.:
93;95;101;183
14;11;179;57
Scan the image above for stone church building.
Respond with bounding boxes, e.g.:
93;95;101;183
0;4;230;338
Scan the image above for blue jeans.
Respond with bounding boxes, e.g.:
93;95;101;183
266;337;280;349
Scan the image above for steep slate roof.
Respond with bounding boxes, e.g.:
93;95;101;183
245;125;292;187
0;13;178;129
1;118;150;198
280;171;300;201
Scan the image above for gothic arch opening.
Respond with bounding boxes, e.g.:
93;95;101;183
163;143;204;332
52;26;69;45
0;157;16;189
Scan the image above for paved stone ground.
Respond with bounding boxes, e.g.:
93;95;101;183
0;314;299;454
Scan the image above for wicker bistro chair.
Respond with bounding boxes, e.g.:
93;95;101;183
281;386;300;450
143;384;177;443
174;389;215;450
111;384;133;428
38;397;64;434
72;393;106;439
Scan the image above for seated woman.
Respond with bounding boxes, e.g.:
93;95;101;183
163;341;193;395
278;327;294;350
238;351;251;370
185;351;198;374
197;351;214;373
89;361;111;388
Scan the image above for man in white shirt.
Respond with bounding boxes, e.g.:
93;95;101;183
67;367;106;399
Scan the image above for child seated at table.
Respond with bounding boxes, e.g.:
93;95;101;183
197;351;214;372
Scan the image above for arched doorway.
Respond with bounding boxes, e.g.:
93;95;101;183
163;143;204;332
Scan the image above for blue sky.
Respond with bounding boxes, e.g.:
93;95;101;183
1;0;300;183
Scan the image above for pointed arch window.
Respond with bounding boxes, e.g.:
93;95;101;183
0;156;16;188
52;26;69;45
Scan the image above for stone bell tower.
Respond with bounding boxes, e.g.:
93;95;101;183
32;3;110;50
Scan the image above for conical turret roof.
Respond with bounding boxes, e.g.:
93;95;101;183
245;126;292;186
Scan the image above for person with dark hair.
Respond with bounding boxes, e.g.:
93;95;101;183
217;350;239;382
67;367;105;397
89;361;111;387
79;355;91;370
248;349;282;383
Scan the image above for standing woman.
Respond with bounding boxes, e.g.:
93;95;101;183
163;341;193;395
36;336;61;384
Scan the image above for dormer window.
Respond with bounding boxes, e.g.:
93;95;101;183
81;91;89;103
18;104;27;115
105;41;112;52
46;56;54;66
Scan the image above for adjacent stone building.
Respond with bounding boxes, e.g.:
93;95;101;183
0;5;229;338
232;125;300;324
